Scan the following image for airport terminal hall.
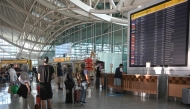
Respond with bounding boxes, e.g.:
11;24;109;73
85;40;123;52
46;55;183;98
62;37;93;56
0;0;190;109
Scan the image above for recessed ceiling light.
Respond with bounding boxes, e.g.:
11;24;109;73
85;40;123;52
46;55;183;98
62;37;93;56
138;6;141;8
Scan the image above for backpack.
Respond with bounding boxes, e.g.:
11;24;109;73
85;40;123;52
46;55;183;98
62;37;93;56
77;70;86;82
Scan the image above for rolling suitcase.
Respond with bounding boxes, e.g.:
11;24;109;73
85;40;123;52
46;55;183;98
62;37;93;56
74;90;81;103
65;81;75;103
182;88;190;104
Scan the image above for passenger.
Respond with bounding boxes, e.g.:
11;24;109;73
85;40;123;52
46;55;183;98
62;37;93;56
9;64;17;85
38;57;55;109
57;62;63;90
67;64;73;74
80;63;89;105
95;63;101;88
65;68;75;103
17;64;34;109
114;64;124;94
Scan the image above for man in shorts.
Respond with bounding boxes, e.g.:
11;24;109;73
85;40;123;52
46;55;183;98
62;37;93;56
57;62;63;90
114;64;124;94
38;57;55;109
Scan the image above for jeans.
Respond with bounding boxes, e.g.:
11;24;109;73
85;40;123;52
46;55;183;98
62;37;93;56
80;81;88;103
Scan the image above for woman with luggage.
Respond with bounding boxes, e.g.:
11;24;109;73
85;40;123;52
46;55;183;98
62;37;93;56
17;64;34;109
79;63;90;105
65;65;75;103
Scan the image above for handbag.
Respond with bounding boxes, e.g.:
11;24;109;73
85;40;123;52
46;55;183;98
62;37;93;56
11;85;19;94
86;87;91;98
8;86;12;94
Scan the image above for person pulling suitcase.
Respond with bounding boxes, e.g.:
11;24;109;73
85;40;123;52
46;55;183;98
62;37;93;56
78;63;90;105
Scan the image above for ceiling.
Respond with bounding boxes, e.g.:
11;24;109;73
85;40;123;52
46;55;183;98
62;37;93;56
0;0;154;59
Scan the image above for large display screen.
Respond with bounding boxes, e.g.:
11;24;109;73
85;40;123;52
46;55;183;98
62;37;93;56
55;42;72;57
130;0;189;67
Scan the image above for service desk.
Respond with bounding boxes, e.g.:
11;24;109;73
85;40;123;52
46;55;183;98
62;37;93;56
99;73;107;89
167;76;190;101
106;74;167;99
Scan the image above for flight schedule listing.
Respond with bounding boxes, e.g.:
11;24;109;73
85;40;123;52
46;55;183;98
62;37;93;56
130;0;188;67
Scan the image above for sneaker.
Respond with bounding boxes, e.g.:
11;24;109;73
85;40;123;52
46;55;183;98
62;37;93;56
81;102;87;105
79;101;82;104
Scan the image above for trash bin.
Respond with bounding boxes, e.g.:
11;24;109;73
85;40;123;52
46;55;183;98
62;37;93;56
182;88;190;104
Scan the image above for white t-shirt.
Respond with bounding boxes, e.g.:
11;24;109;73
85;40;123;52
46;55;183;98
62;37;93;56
120;68;123;73
19;76;30;86
9;68;17;82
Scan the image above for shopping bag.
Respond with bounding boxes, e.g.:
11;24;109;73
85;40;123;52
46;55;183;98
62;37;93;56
11;85;19;94
86;87;91;98
8;86;12;94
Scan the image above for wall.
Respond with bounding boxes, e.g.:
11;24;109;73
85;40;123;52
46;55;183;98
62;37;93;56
42;22;128;72
127;0;190;76
98;52;122;73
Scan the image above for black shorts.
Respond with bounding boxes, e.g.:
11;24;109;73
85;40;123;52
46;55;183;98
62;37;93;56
40;83;53;100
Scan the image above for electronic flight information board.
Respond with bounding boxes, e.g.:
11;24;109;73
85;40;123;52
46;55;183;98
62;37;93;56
130;0;189;67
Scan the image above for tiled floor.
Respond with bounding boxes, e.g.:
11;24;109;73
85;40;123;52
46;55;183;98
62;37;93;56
0;78;190;109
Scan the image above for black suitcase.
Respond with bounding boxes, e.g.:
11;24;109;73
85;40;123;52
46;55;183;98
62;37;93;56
65;81;74;103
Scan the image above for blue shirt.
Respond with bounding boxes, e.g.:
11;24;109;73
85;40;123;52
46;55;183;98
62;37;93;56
57;66;63;76
84;69;88;76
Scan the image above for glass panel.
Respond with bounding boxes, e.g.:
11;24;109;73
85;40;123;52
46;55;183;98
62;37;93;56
87;26;92;38
113;23;122;30
96;3;104;9
102;34;110;53
81;24;86;29
95;36;102;52
123;27;127;45
82;28;86;40
114;45;122;53
87;39;92;54
109;33;112;51
123;45;127;60
114;30;122;53
105;3;110;9
87;23;92;26
75;31;79;42
102;23;109;34
75;25;80;30
122;61;127;73
96;23;101;36
71;33;74;42
113;13;122;18
114;30;122;45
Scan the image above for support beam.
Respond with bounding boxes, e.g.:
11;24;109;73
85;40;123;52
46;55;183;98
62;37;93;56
90;9;118;14
70;0;128;24
94;0;100;9
37;21;84;56
0;35;48;52
25;39;50;45
109;0;116;9
37;0;89;21
6;0;50;24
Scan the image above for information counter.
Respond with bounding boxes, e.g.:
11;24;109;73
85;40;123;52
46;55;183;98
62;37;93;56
106;74;167;99
167;76;190;101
